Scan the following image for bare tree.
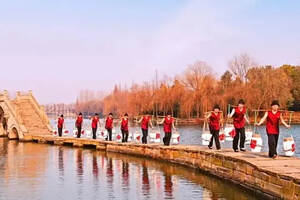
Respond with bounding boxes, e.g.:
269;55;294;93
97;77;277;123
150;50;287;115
229;53;257;82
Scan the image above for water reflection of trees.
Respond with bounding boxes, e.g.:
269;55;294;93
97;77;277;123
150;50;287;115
58;147;64;178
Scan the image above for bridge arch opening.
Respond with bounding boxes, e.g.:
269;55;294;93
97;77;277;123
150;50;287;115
9;127;19;140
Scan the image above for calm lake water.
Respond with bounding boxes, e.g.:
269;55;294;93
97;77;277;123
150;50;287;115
51;119;300;157
0;138;262;200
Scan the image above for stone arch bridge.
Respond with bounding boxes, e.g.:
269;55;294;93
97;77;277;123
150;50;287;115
0;90;52;141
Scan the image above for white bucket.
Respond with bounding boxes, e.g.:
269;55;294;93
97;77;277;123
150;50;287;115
115;133;122;142
62;129;69;137
127;133;133;142
224;124;235;141
245;129;253;145
219;130;225;143
52;129;58;136
133;131;141;143
283;137;295;157
171;132;180;145
250;134;263;152
98;129;108;140
202;131;212;146
149;132;161;143
85;130;92;138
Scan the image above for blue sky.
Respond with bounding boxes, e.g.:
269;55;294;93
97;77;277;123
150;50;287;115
0;0;299;103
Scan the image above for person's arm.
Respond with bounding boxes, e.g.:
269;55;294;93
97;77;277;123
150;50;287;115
256;112;268;126
137;117;142;123
158;118;165;125
205;112;211;120
149;119;153;128
220;113;224;128
244;114;250;124
280;114;291;128
172;121;176;130
98;119;102;127
228;109;235;118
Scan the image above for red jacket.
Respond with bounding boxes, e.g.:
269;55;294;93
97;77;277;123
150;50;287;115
163;117;173;133
141;116;151;130
75;116;83;128
209;112;221;131
121;118;129;131
57;118;64;128
233;107;246;129
105;117;113;129
266;111;280;135
91;117;99;129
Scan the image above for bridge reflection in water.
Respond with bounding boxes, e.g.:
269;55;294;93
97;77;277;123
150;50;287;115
0;138;261;200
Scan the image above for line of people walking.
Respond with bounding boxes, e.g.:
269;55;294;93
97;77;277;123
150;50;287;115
57;112;177;146
205;99;291;159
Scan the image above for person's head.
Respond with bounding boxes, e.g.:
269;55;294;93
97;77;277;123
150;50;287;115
79;112;82;116
108;113;113;117
124;113;128;118
213;104;220;112
271;100;280;111
60;114;64;118
166;112;172;118
94;113;98;117
238;99;245;108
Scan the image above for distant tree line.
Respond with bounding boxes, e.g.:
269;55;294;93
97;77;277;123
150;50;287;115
71;53;300;118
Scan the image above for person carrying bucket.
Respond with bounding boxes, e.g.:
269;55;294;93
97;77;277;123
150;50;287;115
158;113;176;146
91;113;101;139
205;104;223;150
256;100;291;159
137;113;153;144
228;99;250;152
105;113;114;141
120;113;129;142
75;113;83;138
57;114;64;137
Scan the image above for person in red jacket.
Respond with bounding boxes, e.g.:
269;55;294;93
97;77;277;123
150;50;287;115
75;113;83;138
57;114;64;137
91;113;101;139
158;113;176;146
256;100;290;159
120;113;129;142
228;99;250;152
105;113;114;141
138;113;153;144
206;105;223;150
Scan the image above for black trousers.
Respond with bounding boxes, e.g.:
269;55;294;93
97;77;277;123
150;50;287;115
233;127;245;150
209;129;220;150
163;132;172;146
77;126;82;138
122;130;129;142
58;127;63;137
92;127;97;139
267;134;279;157
106;128;112;141
142;129;148;144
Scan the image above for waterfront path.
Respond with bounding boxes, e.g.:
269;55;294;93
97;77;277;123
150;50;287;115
30;135;300;199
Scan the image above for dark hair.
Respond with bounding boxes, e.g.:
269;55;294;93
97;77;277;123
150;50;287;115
166;111;172;116
238;99;245;105
124;113;128;116
271;100;280;106
60;114;64;118
109;113;113;116
95;113;98;116
213;104;220;110
79;112;82;116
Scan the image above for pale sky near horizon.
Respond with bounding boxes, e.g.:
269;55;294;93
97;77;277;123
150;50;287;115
0;0;300;104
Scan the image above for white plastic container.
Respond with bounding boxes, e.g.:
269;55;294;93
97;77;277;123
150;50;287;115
245;128;253;145
85;130;92;138
72;129;85;138
127;132;133;142
250;134;263;152
283;137;295;157
219;130;225;143
115;133;122;142
133;131;141;143
52;129;58;136
224;124;235;141
149;132;161;143
62;129;69;137
171;132;180;145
